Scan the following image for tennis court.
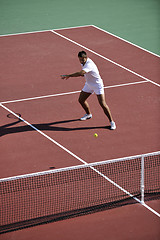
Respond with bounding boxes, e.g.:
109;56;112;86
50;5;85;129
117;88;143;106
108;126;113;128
0;1;160;238
0;25;160;240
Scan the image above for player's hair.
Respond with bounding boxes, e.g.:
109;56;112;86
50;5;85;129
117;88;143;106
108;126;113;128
78;51;87;58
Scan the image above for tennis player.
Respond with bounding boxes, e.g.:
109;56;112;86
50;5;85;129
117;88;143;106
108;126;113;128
61;51;116;130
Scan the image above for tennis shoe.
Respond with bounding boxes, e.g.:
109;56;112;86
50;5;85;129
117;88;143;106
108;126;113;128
80;113;92;121
110;121;116;130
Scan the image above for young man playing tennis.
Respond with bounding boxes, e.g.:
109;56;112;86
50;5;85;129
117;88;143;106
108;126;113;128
61;51;116;130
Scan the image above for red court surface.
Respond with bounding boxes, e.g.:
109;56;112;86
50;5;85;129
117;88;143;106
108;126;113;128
0;26;160;239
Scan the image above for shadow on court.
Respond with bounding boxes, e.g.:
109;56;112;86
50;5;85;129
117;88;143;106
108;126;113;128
0;117;111;137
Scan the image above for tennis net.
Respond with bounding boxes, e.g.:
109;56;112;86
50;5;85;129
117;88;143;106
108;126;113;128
0;151;160;233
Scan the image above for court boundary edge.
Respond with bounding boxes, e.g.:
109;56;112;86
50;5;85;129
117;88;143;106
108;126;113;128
0;25;159;58
0;25;160;217
0;25;92;37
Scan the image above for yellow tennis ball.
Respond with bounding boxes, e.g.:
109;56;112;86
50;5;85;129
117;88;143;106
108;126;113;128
94;133;98;137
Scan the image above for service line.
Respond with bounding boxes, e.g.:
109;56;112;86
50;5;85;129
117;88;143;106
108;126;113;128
0;80;148;105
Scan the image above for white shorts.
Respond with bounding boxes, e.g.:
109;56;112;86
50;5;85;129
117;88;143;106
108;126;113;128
82;82;104;95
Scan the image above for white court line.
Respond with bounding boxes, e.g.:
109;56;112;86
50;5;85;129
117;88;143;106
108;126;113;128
0;24;159;58
0;103;86;165
0;25;92;37
0;90;81;104
0;29;50;37
0;80;148;104
1;102;159;218
51;30;160;88
142;203;160;218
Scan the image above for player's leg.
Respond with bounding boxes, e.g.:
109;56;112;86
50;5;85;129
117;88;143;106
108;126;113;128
78;91;92;115
94;84;116;129
97;94;113;122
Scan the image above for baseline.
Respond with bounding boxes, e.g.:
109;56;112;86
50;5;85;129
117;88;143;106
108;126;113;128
0;24;159;58
0;25;92;37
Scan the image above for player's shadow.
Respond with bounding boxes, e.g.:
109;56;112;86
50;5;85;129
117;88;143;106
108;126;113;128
0;117;111;137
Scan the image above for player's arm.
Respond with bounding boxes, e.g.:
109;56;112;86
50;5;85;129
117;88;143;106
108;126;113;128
61;70;86;80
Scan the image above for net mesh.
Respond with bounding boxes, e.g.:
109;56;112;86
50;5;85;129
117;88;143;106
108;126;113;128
0;152;159;233
144;154;160;197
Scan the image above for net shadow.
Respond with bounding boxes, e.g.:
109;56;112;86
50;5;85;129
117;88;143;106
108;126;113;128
1;193;159;234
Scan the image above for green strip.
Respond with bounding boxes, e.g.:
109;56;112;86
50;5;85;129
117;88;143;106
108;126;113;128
0;0;159;55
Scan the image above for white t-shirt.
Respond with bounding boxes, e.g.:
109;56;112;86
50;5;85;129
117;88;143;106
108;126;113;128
81;58;103;86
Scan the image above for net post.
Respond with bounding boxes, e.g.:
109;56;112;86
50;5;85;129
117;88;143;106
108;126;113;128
141;155;145;204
